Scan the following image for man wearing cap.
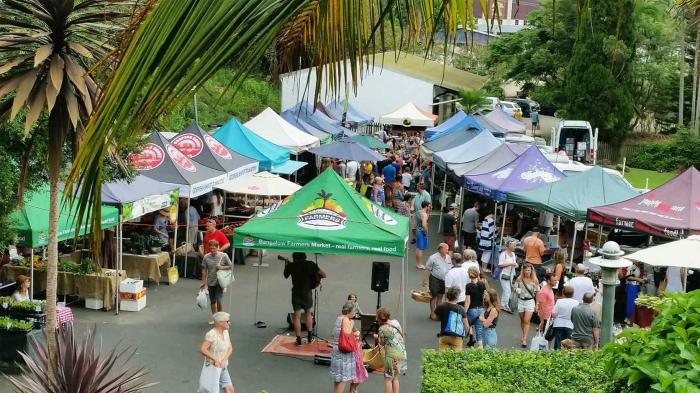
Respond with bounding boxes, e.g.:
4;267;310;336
422;243;452;316
523;226;547;280
442;203;458;253
200;219;230;257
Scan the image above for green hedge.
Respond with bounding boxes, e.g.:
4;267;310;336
627;132;700;172
421;349;618;393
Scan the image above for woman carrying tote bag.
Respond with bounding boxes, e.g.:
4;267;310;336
198;312;234;393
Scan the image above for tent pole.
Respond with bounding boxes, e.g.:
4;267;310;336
499;203;508;246
116;215;122;315
401;245;407;333
597;224;603;248
254;252;262;324
458;187;465;250
438;172;447;232
583;222;589;259
184;197;191;278
569;222;578;271
30;248;34;300
429;164;435;201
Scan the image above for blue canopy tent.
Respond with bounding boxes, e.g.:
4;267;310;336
325;100;374;126
424;111;482;141
420;125;481;161
212;117;306;175
283;102;354;138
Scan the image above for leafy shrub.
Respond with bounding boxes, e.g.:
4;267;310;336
421;349;618;393
627;132;700;171
604;290;700;393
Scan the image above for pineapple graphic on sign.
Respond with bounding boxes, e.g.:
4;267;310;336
298;190;347;230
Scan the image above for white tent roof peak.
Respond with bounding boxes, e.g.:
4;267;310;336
379;102;437;127
245;107;320;154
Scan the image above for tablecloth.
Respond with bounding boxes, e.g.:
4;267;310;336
121;252;170;284
56;306;73;330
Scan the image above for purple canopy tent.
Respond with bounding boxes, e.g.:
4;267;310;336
482;107;527;134
464;145;565;202
588;167;700;239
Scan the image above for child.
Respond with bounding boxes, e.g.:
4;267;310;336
347;293;363;317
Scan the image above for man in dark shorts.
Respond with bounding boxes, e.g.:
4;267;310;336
283;252;327;345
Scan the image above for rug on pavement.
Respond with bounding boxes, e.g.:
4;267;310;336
261;334;331;357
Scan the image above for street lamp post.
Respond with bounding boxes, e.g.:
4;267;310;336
588;241;632;345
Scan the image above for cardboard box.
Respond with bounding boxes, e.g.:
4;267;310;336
119;288;146;301
120;296;146;312
119;279;143;294
85;298;104;310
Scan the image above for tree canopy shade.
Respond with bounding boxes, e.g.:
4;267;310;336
587;167;700;239
12;186;118;248
233;168;409;257
507;166;638;222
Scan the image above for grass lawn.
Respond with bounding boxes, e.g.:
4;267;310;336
624;167;676;189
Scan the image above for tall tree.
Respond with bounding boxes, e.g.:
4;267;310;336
0;0;134;376
563;0;637;147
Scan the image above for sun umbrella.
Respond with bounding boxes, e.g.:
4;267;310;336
351;134;388;151
626;236;700;269
309;138;388;162
216;171;301;196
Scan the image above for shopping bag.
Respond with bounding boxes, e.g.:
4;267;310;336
363;346;385;370
454;239;459;251
197;362;221;393
167;266;179;285
196;290;209;310
444;310;465;336
530;332;548;351
217;269;234;288
508;288;518;313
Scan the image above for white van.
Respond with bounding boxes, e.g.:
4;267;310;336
550;120;598;164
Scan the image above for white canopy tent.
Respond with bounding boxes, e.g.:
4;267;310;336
379;102;437;127
216;171;301;196
245;107;320;154
627;236;700;292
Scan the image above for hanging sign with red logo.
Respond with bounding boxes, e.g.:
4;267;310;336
129;143;165;170
166;144;196;172
171;134;204;158
203;134;232;160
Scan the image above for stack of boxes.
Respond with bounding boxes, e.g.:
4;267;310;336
119;278;146;312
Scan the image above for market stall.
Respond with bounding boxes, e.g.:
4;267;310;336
283;102;353;138
449;143;528;177
350;134;388;151
245;107;321;154
233;168;410;328
130;132;227;275
281;111;333;145
587;167;700;239
379;101;437;127
433;130;502;169
213;117;307;175
480;106;527;134
309;138;388;162
419;125;481;161
10;185;120;300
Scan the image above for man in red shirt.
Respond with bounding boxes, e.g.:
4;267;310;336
199;219;230;256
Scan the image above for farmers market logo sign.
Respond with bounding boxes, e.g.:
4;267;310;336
203;134;232;160
129;143;165;170
166;144;196;172
171;134;204;158
298;190;347;231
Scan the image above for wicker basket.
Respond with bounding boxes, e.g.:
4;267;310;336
411;289;432;303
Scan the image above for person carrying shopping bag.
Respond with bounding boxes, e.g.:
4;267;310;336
198;312;234;393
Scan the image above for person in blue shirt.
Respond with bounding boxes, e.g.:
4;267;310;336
382;159;397;208
382;159;396;184
531;111;540;135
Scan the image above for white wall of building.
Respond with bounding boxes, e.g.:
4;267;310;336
281;65;434;119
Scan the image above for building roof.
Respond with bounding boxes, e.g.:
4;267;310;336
376;52;486;92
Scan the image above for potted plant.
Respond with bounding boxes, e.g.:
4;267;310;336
0;316;34;363
147;235;165;254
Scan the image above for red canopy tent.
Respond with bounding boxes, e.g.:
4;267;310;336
587;167;700;239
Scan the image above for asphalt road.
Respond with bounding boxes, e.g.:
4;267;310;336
0;215;538;393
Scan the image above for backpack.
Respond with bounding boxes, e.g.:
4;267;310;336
444;309;465;336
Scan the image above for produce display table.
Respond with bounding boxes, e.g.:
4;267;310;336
121;252;170;284
0;265;123;310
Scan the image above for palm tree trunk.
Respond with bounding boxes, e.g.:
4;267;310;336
45;104;68;381
679;17;685;127
16;136;34;207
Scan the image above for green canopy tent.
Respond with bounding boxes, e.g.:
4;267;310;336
506;166;638;265
351;134;388;151
233;168;409;328
11;185;119;298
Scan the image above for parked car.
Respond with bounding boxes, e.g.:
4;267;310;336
481;96;501;111
499;101;523;120
513;98;540;117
